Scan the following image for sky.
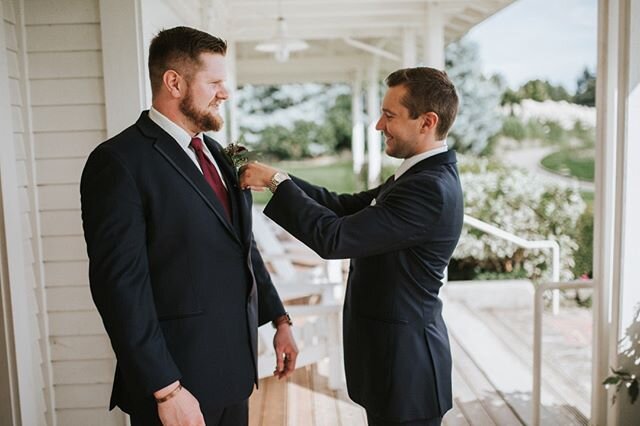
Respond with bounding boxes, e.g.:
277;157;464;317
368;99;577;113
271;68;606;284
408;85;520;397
465;0;597;91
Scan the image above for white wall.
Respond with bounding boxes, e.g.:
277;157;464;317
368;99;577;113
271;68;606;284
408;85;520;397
21;0;124;424
1;0;49;423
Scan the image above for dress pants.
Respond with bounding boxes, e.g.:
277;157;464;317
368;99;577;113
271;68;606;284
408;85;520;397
366;412;442;426
129;399;248;426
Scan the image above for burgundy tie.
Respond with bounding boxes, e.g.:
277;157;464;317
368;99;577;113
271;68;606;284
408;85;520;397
190;137;232;219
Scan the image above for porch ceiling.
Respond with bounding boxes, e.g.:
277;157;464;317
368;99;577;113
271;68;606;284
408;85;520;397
199;0;515;85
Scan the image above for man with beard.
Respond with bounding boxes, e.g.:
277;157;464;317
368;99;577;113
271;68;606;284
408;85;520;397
240;67;463;426
80;26;298;426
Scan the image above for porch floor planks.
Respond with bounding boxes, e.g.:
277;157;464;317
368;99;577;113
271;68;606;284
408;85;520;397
450;334;524;425
476;308;589;425
247;273;587;425
482;307;591;418
250;348;526;426
449;341;501;425
445;298;589;426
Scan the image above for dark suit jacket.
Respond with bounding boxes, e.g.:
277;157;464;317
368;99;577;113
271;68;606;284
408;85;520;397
80;112;285;415
263;150;463;422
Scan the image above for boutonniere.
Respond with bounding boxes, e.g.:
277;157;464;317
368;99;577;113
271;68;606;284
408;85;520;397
223;137;257;172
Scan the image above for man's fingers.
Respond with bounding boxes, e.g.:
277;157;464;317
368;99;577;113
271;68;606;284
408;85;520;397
287;350;298;372
275;352;285;374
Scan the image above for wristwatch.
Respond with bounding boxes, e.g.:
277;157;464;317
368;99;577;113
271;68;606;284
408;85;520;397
272;312;293;328
268;171;290;193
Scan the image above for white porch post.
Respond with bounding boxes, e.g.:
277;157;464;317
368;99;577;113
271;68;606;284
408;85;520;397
593;0;619;423
351;69;365;174
422;4;445;69
366;57;381;188
0;4;38;424
402;27;417;68
594;0;640;424
610;0;640;423
99;0;146;136
223;39;240;145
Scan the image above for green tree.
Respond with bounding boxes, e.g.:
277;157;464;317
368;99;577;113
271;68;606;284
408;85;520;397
325;93;352;151
237;84;350;159
573;68;596;106
445;40;505;154
501;79;571;104
520;79;571;102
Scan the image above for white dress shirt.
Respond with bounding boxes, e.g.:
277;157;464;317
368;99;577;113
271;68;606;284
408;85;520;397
394;141;448;180
148;106;227;189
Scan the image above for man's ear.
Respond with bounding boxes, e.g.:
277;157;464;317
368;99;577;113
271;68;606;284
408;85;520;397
163;70;184;98
420;112;439;133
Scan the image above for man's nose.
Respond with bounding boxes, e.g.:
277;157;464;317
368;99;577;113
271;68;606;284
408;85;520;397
375;116;384;131
218;83;230;100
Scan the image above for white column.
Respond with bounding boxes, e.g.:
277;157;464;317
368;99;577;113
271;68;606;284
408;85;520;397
593;0;619;423
225;39;240;145
351;69;365;174
402;27;417;68
0;4;39;425
422;4;445;69
594;1;640;424
611;0;640;423
99;0;146;136
366;57;382;188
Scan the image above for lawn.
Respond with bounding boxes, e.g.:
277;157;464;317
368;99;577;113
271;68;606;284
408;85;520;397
251;159;359;205
540;149;595;181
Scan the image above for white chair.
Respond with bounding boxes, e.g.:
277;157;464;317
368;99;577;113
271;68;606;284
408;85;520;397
252;207;345;389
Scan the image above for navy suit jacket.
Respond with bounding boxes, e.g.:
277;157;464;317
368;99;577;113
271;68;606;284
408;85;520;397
264;150;463;421
80;112;285;415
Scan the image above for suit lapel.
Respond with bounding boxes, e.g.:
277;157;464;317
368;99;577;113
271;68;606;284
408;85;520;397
141;118;242;246
374;175;397;202
205;137;246;239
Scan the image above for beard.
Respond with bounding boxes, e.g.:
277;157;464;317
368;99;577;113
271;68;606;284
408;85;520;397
179;87;224;132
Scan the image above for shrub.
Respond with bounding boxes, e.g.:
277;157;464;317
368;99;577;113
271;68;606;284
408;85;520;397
501;116;527;141
454;156;586;281
572;204;594;278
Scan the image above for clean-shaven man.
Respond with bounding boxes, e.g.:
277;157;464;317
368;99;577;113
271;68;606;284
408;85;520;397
241;67;463;426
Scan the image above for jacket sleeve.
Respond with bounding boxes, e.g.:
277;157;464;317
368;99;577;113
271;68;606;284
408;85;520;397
290;175;380;216
250;234;287;326
80;146;181;396
263;176;446;260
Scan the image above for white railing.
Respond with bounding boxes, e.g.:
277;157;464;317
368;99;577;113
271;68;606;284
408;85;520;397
464;215;562;314
533;279;594;426
462;214;571;426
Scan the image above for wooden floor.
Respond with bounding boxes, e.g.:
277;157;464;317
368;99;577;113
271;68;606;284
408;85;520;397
249;362;367;426
248;333;525;426
248;295;591;426
252;222;591;425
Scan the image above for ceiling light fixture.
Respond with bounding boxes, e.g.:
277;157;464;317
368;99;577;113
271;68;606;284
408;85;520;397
255;2;308;62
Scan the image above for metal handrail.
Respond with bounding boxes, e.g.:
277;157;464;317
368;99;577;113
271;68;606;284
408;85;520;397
462;214;568;426
463;214;561;286
533;279;594;426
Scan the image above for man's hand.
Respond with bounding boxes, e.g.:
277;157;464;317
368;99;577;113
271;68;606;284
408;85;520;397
273;324;299;379
154;381;205;426
239;162;278;191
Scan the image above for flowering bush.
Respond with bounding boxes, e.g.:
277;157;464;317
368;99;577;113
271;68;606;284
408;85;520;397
506;99;595;130
453;156;586;281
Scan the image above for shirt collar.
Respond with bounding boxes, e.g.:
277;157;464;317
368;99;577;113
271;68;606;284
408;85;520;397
394;141;448;180
148;106;204;150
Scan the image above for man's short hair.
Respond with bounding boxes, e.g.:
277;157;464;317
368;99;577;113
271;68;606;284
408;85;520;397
148;26;227;96
385;67;459;139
